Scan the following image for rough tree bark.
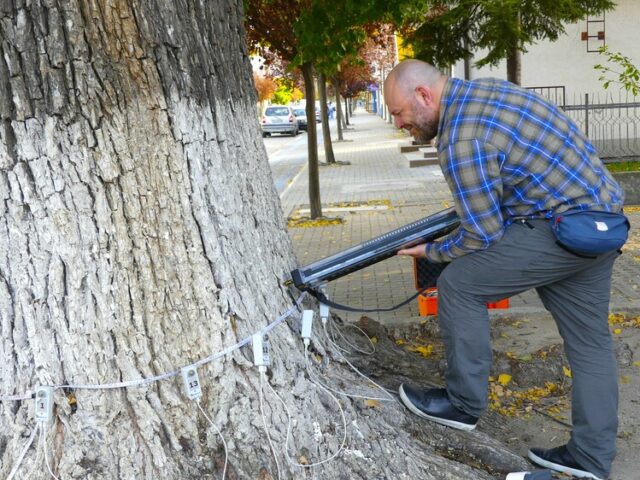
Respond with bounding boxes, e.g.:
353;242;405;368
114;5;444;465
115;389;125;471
0;1;528;479
317;73;335;165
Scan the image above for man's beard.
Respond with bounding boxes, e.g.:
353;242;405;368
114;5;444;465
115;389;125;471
411;104;438;144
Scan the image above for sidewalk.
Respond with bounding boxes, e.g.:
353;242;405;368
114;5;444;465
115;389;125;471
281;111;640;325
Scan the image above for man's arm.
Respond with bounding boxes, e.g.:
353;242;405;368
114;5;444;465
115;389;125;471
400;140;505;262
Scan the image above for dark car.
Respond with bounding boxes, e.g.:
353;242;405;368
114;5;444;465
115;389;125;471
293;108;308;131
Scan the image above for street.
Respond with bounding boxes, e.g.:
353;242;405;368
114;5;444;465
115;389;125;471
263;123;328;196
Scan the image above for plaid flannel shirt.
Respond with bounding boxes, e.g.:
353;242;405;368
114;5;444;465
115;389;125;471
426;77;625;263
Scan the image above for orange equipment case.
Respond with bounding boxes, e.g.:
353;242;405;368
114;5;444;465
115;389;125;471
413;259;509;316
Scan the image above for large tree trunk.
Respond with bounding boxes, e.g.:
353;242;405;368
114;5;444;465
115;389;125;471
317;73;335;165
0;1;527;479
300;62;322;218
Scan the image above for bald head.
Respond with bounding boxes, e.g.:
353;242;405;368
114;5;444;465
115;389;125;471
384;60;447;144
385;60;445;100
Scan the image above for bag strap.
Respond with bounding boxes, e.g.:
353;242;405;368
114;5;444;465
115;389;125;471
306;287;428;313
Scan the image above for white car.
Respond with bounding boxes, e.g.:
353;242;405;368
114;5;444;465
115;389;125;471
261;105;299;137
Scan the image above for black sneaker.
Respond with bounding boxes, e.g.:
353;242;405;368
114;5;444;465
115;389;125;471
398;384;478;431
528;445;603;479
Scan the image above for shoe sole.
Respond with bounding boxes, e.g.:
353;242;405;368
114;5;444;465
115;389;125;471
527;450;603;480
398;385;476;431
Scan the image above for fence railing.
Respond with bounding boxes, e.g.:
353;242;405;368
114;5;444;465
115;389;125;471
527;87;640;160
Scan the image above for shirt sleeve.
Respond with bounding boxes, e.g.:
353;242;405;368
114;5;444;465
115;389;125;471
426;139;505;263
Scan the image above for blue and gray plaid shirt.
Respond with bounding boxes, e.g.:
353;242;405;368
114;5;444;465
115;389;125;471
426;77;625;263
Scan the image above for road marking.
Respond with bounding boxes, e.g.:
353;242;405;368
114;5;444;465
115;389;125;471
280;161;307;199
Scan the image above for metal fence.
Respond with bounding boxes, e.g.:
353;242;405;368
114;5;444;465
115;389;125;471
527;87;640;160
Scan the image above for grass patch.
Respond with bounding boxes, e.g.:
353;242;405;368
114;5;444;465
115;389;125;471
606;160;640;172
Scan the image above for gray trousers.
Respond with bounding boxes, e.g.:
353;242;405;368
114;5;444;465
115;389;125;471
437;218;618;478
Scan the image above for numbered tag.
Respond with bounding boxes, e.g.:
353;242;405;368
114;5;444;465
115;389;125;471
181;366;202;400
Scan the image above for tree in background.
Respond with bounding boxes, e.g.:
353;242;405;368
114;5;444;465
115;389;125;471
272;79;296;105
253;72;277;114
334;58;377;134
595;46;640;96
246;0;324;218
291;86;304;103
403;0;616;85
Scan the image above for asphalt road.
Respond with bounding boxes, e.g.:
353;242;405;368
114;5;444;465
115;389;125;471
263;124;327;196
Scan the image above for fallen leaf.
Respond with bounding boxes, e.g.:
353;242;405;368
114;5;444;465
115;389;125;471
498;374;512;386
364;399;380;409
563;366;572;378
408;344;434;358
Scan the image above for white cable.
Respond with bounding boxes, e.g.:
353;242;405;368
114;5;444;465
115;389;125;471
329;319;376;355
0;391;34;402
304;343;390;402
25;424;43;480
196;401;228;480
274;345;346;469
6;292;306;396
6;424;39;480
259;370;282;480
320;323;394;402
324;321;351;355
41;423;60;480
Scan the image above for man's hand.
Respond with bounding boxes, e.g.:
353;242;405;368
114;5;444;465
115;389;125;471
397;243;428;258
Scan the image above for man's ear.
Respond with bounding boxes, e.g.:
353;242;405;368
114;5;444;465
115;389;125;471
415;86;434;107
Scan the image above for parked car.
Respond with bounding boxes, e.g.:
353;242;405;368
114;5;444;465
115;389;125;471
315;108;321;123
293;108;308;131
261;105;299;137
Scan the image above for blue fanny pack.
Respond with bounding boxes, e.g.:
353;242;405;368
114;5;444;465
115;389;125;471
550;209;630;257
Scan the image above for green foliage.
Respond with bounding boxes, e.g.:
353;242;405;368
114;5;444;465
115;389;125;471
605;160;640;173
271;85;293;105
594;46;640;96
405;0;616;69
293;0;430;75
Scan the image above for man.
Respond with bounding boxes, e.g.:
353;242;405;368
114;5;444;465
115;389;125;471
385;60;624;480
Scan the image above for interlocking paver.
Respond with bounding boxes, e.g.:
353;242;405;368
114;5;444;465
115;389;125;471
279;111;640;325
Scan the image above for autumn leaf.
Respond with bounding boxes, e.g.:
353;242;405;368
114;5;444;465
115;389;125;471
364;399;380;408
498;374;512;386
563;366;572;378
408;344;434;358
